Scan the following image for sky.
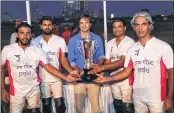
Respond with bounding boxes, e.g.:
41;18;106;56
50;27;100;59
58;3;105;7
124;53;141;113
1;1;174;21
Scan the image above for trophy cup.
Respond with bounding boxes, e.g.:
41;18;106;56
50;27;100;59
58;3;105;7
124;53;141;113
80;38;98;82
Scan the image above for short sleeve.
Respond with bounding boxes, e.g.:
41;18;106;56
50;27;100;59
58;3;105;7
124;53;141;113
162;43;173;69
1;46;8;66
38;48;49;67
124;49;134;68
121;40;135;56
59;38;66;53
105;42;112;59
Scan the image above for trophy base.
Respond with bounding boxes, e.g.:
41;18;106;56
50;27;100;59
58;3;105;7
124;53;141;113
79;69;98;82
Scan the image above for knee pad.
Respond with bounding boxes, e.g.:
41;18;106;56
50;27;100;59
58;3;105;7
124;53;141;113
42;97;52;113
1;101;9;113
27;108;40;113
54;97;66;113
113;99;123;113
122;103;135;113
165;108;174;113
1;106;4;113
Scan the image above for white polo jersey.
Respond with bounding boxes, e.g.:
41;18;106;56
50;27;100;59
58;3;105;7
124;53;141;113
106;36;135;85
31;35;66;82
1;43;48;96
124;37;173;103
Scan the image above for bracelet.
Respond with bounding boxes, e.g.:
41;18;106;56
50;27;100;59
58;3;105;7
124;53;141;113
1;87;5;90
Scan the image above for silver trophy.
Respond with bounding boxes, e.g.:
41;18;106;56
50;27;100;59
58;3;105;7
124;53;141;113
80;38;98;82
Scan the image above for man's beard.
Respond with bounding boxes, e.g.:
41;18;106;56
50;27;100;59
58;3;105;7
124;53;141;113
18;38;31;46
42;29;53;35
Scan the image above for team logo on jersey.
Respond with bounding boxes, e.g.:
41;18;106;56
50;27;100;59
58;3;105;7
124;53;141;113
14;55;21;62
39;43;43;48
111;54;120;60
135;49;140;56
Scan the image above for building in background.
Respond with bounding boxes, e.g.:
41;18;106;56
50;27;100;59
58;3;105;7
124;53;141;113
31;2;43;21
141;9;149;13
1;12;15;22
61;1;89;18
98;9;104;18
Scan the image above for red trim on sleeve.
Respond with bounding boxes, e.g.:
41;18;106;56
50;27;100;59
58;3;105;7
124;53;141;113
7;60;15;96
36;66;41;83
128;58;133;68
160;59;167;101
39;61;45;67
127;58;134;85
2;60;7;66
128;70;134;86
